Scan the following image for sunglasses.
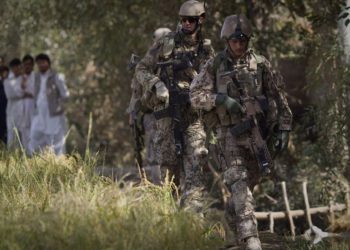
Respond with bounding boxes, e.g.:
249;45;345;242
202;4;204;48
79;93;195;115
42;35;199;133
181;17;198;24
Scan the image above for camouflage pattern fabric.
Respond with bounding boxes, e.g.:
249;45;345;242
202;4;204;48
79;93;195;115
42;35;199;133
127;75;160;184
135;30;215;206
190;49;292;240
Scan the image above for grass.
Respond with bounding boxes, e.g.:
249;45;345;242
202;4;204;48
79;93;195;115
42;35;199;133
0;149;349;250
0;150;224;250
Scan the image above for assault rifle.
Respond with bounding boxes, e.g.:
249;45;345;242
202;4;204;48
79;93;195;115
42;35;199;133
221;65;273;175
130;108;144;170
153;53;194;184
128;53;143;170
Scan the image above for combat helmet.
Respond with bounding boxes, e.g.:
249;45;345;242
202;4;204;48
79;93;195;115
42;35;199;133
221;14;252;40
153;27;171;42
178;0;205;17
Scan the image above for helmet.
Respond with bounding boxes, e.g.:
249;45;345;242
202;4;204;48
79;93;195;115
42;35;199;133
153;27;171;42
220;14;252;40
178;0;205;17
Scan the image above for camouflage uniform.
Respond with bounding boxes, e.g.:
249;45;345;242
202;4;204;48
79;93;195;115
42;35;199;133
127;76;160;183
190;14;292;247
127;28;171;184
135;1;215;197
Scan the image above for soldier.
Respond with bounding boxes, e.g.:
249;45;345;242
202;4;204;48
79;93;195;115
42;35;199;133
190;15;292;249
135;0;214;205
127;27;171;184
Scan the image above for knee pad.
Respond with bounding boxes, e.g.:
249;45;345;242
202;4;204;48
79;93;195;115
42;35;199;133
193;147;208;166
223;167;247;187
236;212;258;241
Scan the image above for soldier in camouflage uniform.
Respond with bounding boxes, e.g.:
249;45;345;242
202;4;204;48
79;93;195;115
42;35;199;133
135;0;214;203
190;15;292;250
127;28;171;184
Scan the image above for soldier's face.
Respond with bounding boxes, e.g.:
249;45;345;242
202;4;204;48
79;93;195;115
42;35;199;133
181;17;198;33
228;38;248;58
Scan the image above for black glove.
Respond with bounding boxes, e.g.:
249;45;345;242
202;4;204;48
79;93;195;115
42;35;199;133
215;94;244;115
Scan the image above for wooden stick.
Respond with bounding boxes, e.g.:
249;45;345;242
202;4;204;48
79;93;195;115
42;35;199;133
254;203;346;220
269;212;274;233
281;181;295;238
302;181;313;227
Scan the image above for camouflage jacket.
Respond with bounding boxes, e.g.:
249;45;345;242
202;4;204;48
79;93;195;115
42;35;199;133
135;30;215;110
126;74;142;114
190;49;292;131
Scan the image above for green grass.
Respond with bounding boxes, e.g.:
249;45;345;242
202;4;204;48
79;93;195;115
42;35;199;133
0;150;224;250
0;149;349;250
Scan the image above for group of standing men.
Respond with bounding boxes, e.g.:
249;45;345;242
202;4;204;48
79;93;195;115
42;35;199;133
0;54;69;155
128;1;293;249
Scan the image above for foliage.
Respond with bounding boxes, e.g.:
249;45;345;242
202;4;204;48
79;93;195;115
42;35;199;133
0;150;223;249
0;0;350;237
0;0;320;165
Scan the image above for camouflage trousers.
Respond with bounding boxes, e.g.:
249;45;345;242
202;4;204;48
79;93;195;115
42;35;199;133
216;126;260;241
143;113;161;184
154;108;207;195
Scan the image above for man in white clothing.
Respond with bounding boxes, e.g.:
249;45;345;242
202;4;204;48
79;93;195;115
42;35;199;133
29;54;69;155
20;55;36;151
4;58;33;149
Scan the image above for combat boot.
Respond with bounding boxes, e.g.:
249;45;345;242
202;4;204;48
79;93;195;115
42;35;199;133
245;236;261;250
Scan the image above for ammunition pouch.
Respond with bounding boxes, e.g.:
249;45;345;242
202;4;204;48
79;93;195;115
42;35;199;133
230;118;254;137
153;107;170;120
228;97;267;137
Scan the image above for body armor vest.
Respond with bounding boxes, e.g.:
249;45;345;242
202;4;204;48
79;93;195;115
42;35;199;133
159;32;209;91
215;51;266;126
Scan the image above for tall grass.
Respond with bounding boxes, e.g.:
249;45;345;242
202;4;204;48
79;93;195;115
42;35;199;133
0;150;223;250
1;149;350;249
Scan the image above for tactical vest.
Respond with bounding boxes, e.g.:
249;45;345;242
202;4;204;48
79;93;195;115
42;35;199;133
214;50;267;126
159;32;211;90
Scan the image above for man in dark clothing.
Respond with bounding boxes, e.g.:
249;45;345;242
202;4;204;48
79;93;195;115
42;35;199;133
0;66;9;145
